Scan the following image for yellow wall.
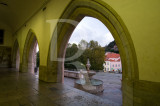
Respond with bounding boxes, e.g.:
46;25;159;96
14;0;71;65
102;0;160;82
0;21;13;47
13;0;160;82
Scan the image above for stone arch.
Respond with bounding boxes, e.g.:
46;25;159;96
12;39;20;70
48;0;138;105
20;29;39;73
48;0;138;82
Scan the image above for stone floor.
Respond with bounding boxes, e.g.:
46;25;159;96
0;68;120;106
64;72;122;105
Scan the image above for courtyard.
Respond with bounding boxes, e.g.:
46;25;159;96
64;72;122;105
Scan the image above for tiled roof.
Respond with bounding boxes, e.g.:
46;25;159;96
105;52;121;61
117;58;121;61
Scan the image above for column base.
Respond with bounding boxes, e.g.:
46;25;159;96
39;65;57;82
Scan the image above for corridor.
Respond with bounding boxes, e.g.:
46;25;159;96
0;0;160;105
0;68;118;106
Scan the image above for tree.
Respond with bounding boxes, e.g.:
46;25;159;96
105;40;119;53
65;43;79;70
65;43;78;58
78;39;88;50
87;47;105;71
64;40;105;71
88;40;99;49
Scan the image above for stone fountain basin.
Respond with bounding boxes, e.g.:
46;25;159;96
76;79;103;86
74;79;104;94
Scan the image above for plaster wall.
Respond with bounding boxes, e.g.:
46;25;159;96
14;0;71;66
110;61;122;70
102;0;160;82
103;61;110;71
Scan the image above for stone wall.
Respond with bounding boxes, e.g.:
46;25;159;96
0;46;11;67
64;70;80;79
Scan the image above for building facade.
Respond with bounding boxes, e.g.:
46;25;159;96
103;52;122;73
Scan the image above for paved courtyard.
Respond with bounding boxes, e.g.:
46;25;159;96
64;72;122;105
0;68;120;106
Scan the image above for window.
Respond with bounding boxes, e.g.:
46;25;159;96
115;64;117;67
107;68;109;71
107;62;109;65
0;30;4;44
112;64;114;67
118;64;120;67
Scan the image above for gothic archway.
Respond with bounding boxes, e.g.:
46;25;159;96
20;29;39;74
48;0;138;105
12;39;20;70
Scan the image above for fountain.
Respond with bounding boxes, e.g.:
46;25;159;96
74;58;104;93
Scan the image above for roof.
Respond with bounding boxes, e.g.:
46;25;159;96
105;52;121;61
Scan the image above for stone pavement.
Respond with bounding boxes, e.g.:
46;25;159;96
0;68;120;106
64;72;122;105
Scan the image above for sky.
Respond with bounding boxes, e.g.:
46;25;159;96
36;44;39;52
69;16;114;47
36;17;114;52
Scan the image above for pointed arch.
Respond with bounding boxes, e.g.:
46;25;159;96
20;29;39;73
48;0;138;82
12;39;20;70
47;0;138;105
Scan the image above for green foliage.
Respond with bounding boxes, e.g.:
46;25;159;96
105;40;115;51
65;43;78;58
88;40;99;49
65;43;79;70
105;40;119;53
64;40;105;71
88;47;105;70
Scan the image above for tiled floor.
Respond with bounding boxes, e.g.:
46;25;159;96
64;72;122;105
0;68;119;106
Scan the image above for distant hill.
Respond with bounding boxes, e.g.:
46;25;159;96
105;40;119;53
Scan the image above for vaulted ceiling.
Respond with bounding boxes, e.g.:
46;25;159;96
0;0;48;32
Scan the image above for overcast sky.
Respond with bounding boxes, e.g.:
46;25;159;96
69;16;114;47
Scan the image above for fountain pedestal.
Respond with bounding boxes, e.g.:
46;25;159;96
74;58;104;93
74;77;104;93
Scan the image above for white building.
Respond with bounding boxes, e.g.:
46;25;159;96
103;52;122;73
